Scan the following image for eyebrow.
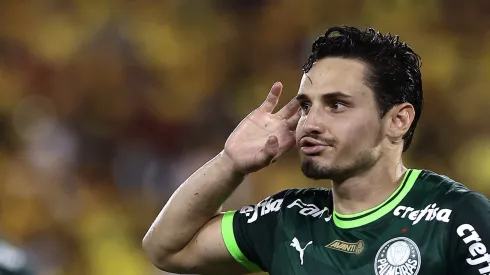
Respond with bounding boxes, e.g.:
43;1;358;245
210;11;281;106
296;91;352;101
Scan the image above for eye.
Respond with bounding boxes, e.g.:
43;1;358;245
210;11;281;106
330;101;347;111
299;101;311;114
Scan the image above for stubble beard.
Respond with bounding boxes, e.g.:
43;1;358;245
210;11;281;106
301;158;341;180
300;150;379;183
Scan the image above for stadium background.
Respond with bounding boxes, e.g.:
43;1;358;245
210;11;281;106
0;0;489;274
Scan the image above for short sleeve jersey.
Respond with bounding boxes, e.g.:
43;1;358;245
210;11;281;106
221;169;490;275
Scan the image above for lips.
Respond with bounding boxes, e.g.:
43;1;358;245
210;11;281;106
299;137;327;147
299;137;329;155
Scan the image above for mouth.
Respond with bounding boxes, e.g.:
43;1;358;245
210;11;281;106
300;145;327;155
299;137;330;156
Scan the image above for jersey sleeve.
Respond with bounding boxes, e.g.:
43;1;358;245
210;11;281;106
448;191;490;275
221;189;289;273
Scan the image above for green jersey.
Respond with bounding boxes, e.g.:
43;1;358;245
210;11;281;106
0;239;34;275
221;169;490;275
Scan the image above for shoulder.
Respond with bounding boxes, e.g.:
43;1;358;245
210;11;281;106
243;187;332;206
281;188;333;218
236;188;332;223
417;169;468;193
416;169;490;210
274;187;333;208
417;170;485;198
282;187;332;202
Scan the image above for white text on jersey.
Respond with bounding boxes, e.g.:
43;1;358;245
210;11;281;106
240;197;283;223
287;199;330;221
457;224;490;275
393;203;452;225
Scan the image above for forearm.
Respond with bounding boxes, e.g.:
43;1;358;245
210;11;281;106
142;151;245;260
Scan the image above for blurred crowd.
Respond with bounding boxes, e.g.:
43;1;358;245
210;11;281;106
1;0;490;274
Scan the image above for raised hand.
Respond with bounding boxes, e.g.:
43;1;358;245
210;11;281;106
224;82;300;175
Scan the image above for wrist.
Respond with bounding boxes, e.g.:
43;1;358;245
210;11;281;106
218;150;246;178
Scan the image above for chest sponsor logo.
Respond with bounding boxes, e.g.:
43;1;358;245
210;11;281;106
290;237;313;266
326;240;364;255
374;237;421;275
239;197;283;223
287;199;332;222
393;203;452;225
456;224;490;274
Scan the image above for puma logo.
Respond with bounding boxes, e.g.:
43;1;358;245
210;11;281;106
290;237;313;265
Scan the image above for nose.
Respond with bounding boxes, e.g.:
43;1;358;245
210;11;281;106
301;108;324;135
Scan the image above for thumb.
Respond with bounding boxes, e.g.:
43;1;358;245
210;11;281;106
261;135;279;164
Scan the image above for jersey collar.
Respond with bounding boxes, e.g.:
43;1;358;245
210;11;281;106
333;169;422;229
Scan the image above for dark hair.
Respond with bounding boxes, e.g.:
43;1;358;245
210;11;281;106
302;26;423;152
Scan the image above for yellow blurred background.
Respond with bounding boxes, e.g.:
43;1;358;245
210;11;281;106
0;0;489;274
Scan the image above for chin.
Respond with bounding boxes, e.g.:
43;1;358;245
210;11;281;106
300;158;339;180
300;150;379;182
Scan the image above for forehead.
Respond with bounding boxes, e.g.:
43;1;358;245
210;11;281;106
299;57;373;99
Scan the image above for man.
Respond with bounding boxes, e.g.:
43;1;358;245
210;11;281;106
142;26;490;275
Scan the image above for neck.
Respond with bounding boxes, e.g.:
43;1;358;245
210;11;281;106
331;157;407;215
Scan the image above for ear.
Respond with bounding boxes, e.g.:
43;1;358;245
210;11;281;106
386;103;415;142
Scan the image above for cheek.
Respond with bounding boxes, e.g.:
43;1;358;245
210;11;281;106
338;117;380;146
295;117;307;139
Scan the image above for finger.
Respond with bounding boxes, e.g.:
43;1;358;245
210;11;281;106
261;135;279;164
259;82;283;113
263;135;279;155
286;110;301;130
271;136;296;163
276;97;300;120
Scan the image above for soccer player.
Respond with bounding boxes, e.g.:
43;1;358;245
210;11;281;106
142;26;490;275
